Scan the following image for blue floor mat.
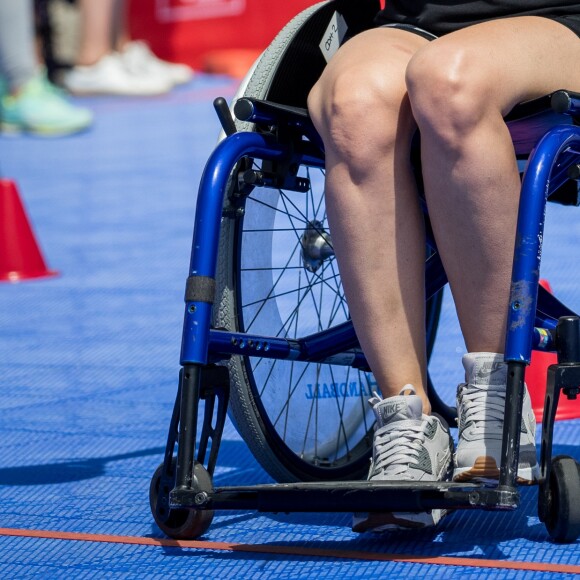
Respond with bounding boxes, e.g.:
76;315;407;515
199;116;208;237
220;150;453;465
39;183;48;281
0;75;579;579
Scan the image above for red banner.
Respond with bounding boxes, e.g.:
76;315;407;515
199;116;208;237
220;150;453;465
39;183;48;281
129;0;318;71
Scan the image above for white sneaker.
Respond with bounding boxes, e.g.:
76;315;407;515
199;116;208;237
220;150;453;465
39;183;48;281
453;352;540;484
62;53;172;96
121;41;194;87
352;386;454;533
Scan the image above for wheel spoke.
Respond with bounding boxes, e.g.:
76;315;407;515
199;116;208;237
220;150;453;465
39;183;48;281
235;166;373;471
242;272;340;309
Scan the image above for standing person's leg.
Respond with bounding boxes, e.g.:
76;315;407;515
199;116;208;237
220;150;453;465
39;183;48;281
308;28;454;532
406;16;580;482
75;0;116;66
112;0;129;51
0;0;92;135
0;0;37;91
63;0;171;95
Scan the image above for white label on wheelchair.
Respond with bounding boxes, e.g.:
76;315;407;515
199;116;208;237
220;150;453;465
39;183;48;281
319;11;348;63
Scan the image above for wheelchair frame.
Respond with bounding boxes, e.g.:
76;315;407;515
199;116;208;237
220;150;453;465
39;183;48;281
147;85;580;542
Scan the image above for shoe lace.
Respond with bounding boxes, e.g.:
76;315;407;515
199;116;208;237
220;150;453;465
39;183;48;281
458;383;505;433
373;418;433;477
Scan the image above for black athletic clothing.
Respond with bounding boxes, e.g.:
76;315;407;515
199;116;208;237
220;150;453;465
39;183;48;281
375;2;580;38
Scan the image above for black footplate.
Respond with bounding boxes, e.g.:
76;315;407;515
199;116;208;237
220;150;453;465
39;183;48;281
170;480;520;514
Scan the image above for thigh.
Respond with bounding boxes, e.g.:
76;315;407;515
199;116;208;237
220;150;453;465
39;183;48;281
418;16;580;115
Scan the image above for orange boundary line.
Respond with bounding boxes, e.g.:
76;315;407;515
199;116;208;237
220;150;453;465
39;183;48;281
0;528;578;574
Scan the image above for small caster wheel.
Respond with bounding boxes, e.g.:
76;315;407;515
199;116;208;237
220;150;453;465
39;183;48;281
541;455;580;543
149;459;214;539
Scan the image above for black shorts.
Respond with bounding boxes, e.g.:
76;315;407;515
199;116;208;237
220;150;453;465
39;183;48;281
381;15;580;41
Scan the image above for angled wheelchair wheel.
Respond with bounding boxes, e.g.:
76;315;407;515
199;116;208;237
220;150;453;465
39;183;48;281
542;455;580;543
214;0;443;483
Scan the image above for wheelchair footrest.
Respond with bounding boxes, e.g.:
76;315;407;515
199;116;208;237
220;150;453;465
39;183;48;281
170;480;519;513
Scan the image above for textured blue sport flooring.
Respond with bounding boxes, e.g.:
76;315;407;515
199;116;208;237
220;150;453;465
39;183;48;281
0;74;579;579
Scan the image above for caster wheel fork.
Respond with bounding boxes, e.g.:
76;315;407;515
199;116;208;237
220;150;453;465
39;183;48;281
149;459;215;540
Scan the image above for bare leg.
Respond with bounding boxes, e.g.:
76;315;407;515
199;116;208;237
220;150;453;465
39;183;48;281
308;29;432;411
112;0;130;51
406;17;580;353
0;0;37;92
76;0;116;66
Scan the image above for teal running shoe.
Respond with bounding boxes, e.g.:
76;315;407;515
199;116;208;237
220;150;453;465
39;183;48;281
0;74;93;136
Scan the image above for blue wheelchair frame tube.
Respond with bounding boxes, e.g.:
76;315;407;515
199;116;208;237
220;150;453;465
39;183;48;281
505;125;580;363
180;111;580;370
181;125;579;369
180;132;288;365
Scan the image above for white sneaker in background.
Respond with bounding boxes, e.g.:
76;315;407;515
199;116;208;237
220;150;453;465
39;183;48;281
62;53;173;96
121;41;194;87
453;352;540;485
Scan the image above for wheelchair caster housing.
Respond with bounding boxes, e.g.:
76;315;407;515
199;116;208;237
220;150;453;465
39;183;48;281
150;459;214;540
539;455;580;544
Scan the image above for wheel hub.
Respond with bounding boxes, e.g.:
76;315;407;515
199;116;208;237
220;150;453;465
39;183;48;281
300;220;334;273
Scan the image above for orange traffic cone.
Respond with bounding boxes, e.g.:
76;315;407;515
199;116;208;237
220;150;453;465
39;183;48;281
526;279;580;421
0;178;58;282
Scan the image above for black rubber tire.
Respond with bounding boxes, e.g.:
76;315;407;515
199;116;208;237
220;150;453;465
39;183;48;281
543;455;580;543
214;1;444;483
149;460;214;540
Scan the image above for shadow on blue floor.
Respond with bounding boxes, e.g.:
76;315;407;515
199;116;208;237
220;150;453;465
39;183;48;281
0;447;166;486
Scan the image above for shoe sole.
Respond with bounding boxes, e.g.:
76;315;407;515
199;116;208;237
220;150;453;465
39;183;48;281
453;456;540;485
1;121;90;137
352;509;446;533
352;452;454;533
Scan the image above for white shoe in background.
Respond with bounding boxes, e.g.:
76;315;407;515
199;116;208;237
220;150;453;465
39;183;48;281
121;41;194;87
62;53;173;96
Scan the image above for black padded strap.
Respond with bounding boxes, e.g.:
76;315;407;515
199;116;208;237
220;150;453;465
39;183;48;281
185;276;216;304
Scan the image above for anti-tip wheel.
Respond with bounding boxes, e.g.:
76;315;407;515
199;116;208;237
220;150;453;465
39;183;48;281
149;459;214;540
542;455;580;543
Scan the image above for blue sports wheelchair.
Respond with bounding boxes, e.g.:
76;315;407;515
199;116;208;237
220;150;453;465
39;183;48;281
149;0;580;543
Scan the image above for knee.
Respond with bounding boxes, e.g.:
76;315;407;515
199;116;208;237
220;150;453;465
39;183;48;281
405;45;493;148
308;63;411;178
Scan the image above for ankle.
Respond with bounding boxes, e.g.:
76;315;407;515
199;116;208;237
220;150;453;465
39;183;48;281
76;52;111;68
